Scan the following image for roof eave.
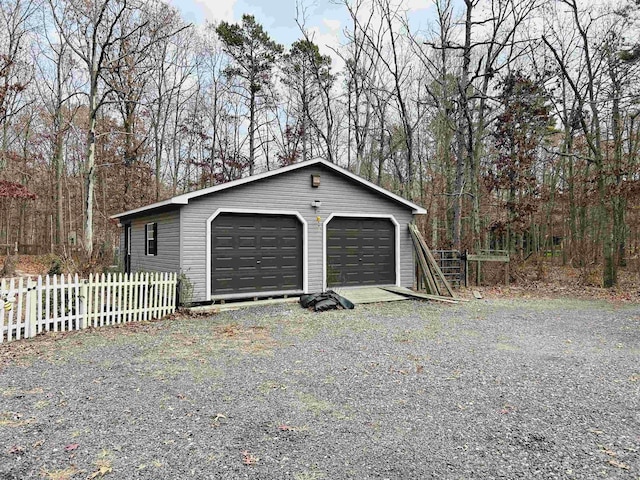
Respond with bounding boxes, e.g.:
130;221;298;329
110;198;188;220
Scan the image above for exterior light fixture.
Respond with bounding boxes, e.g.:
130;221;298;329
311;174;321;187
311;200;322;209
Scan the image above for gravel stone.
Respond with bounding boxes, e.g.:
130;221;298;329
0;298;638;479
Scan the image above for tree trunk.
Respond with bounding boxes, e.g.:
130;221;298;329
53;107;64;245
452;0;473;251
83;82;97;257
249;87;256;175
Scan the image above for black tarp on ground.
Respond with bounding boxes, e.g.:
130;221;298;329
299;290;355;311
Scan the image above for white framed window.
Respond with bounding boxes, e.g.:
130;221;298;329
145;223;157;256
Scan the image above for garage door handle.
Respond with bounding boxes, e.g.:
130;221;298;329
256;260;261;264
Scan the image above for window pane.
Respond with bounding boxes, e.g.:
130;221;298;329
146;223;157;255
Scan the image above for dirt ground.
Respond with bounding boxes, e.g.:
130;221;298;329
0;297;638;479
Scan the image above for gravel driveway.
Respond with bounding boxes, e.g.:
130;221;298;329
0;298;638;479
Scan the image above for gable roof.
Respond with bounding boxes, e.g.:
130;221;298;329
111;158;427;219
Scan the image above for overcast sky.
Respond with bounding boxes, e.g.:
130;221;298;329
166;0;440;63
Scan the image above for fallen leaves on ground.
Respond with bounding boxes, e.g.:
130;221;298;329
0;255;50;276
608;459;630;470
211;413;226;427
87;449;113;479
241;450;259;465
500;404;516;415
87;465;113;479
9;445;25;454
39;466;80;480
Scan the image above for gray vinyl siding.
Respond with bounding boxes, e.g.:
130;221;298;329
127;209;180;273
180;164;416;302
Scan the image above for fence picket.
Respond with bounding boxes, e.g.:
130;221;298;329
111;273;117;324
60;275;67;332
112;273;116;324
169;273;173;313
53;275;59;332
124;273;129;323
93;273;100;328
158;273;163;317
88;273;93;328
159;272;166;317
16;277;23;340
156;273;161;318
85;274;92;328
172;273;177;310
129;272;135;323
44;275;51;332
117;273;123;324
36;276;43;334
165;273;170;316
136;272;143;322
152;273;159;319
98;273;104;327
145;273;152;320
115;273;121;324
70;274;75;330
68;274;74;330
0;278;6;343
7;278;15;341
141;272;146;321
145;272;151;321
149;272;154;320
148;273;154;319
93;273;99;328
73;274;79;330
0;271;177;343
91;273;100;327
162;273;167;316
26;277;35;338
106;273;112;325
130;272;137;322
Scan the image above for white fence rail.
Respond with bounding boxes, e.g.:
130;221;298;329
0;272;177;344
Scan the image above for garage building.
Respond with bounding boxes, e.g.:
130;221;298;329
112;159;426;303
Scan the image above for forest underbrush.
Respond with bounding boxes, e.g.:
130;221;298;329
1;254;637;303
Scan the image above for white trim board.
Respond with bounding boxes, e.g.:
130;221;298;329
112;159;427;219
322;213;401;291
205;208;309;302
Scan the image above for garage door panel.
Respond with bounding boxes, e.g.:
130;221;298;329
326;217;395;288
211;213;303;296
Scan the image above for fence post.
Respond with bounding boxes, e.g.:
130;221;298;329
172;272;177;312
27;277;37;339
79;280;88;329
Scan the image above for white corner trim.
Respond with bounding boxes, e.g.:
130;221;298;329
205;208;309;302
322;213;401;291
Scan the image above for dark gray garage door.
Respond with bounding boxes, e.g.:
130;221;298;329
211;213;303;297
326;217;395;287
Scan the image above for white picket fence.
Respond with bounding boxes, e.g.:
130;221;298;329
0;272;177;344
